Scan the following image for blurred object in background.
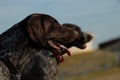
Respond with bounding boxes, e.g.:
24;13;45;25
99;37;120;66
99;37;120;52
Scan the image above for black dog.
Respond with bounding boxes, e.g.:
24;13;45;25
0;13;77;80
0;13;92;80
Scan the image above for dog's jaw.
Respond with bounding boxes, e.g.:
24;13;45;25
48;40;71;62
48;40;71;55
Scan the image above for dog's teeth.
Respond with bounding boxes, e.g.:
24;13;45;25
51;41;55;45
54;45;60;49
48;40;51;44
48;40;60;49
48;40;53;45
48;40;61;50
51;41;57;47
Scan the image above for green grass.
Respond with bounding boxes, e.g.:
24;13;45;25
57;50;118;80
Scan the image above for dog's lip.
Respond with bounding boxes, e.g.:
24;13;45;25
48;40;71;56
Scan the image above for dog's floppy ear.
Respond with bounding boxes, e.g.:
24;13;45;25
26;15;47;47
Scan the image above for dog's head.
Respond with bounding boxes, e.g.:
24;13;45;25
47;23;93;57
25;14;92;58
25;14;78;56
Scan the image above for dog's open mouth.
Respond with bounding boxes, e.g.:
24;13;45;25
48;40;71;63
48;40;71;56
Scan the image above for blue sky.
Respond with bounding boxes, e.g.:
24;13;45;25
0;0;120;48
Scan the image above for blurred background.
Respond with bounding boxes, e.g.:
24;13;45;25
0;0;120;80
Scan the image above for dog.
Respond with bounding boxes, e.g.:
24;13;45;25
0;13;92;80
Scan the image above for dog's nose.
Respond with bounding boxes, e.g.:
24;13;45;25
83;32;93;42
87;33;93;42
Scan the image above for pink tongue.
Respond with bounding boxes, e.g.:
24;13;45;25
59;45;71;56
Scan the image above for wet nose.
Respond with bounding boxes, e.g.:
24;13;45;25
83;32;93;42
87;33;93;42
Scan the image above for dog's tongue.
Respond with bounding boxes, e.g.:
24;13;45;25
57;55;64;62
55;44;71;63
59;45;71;56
